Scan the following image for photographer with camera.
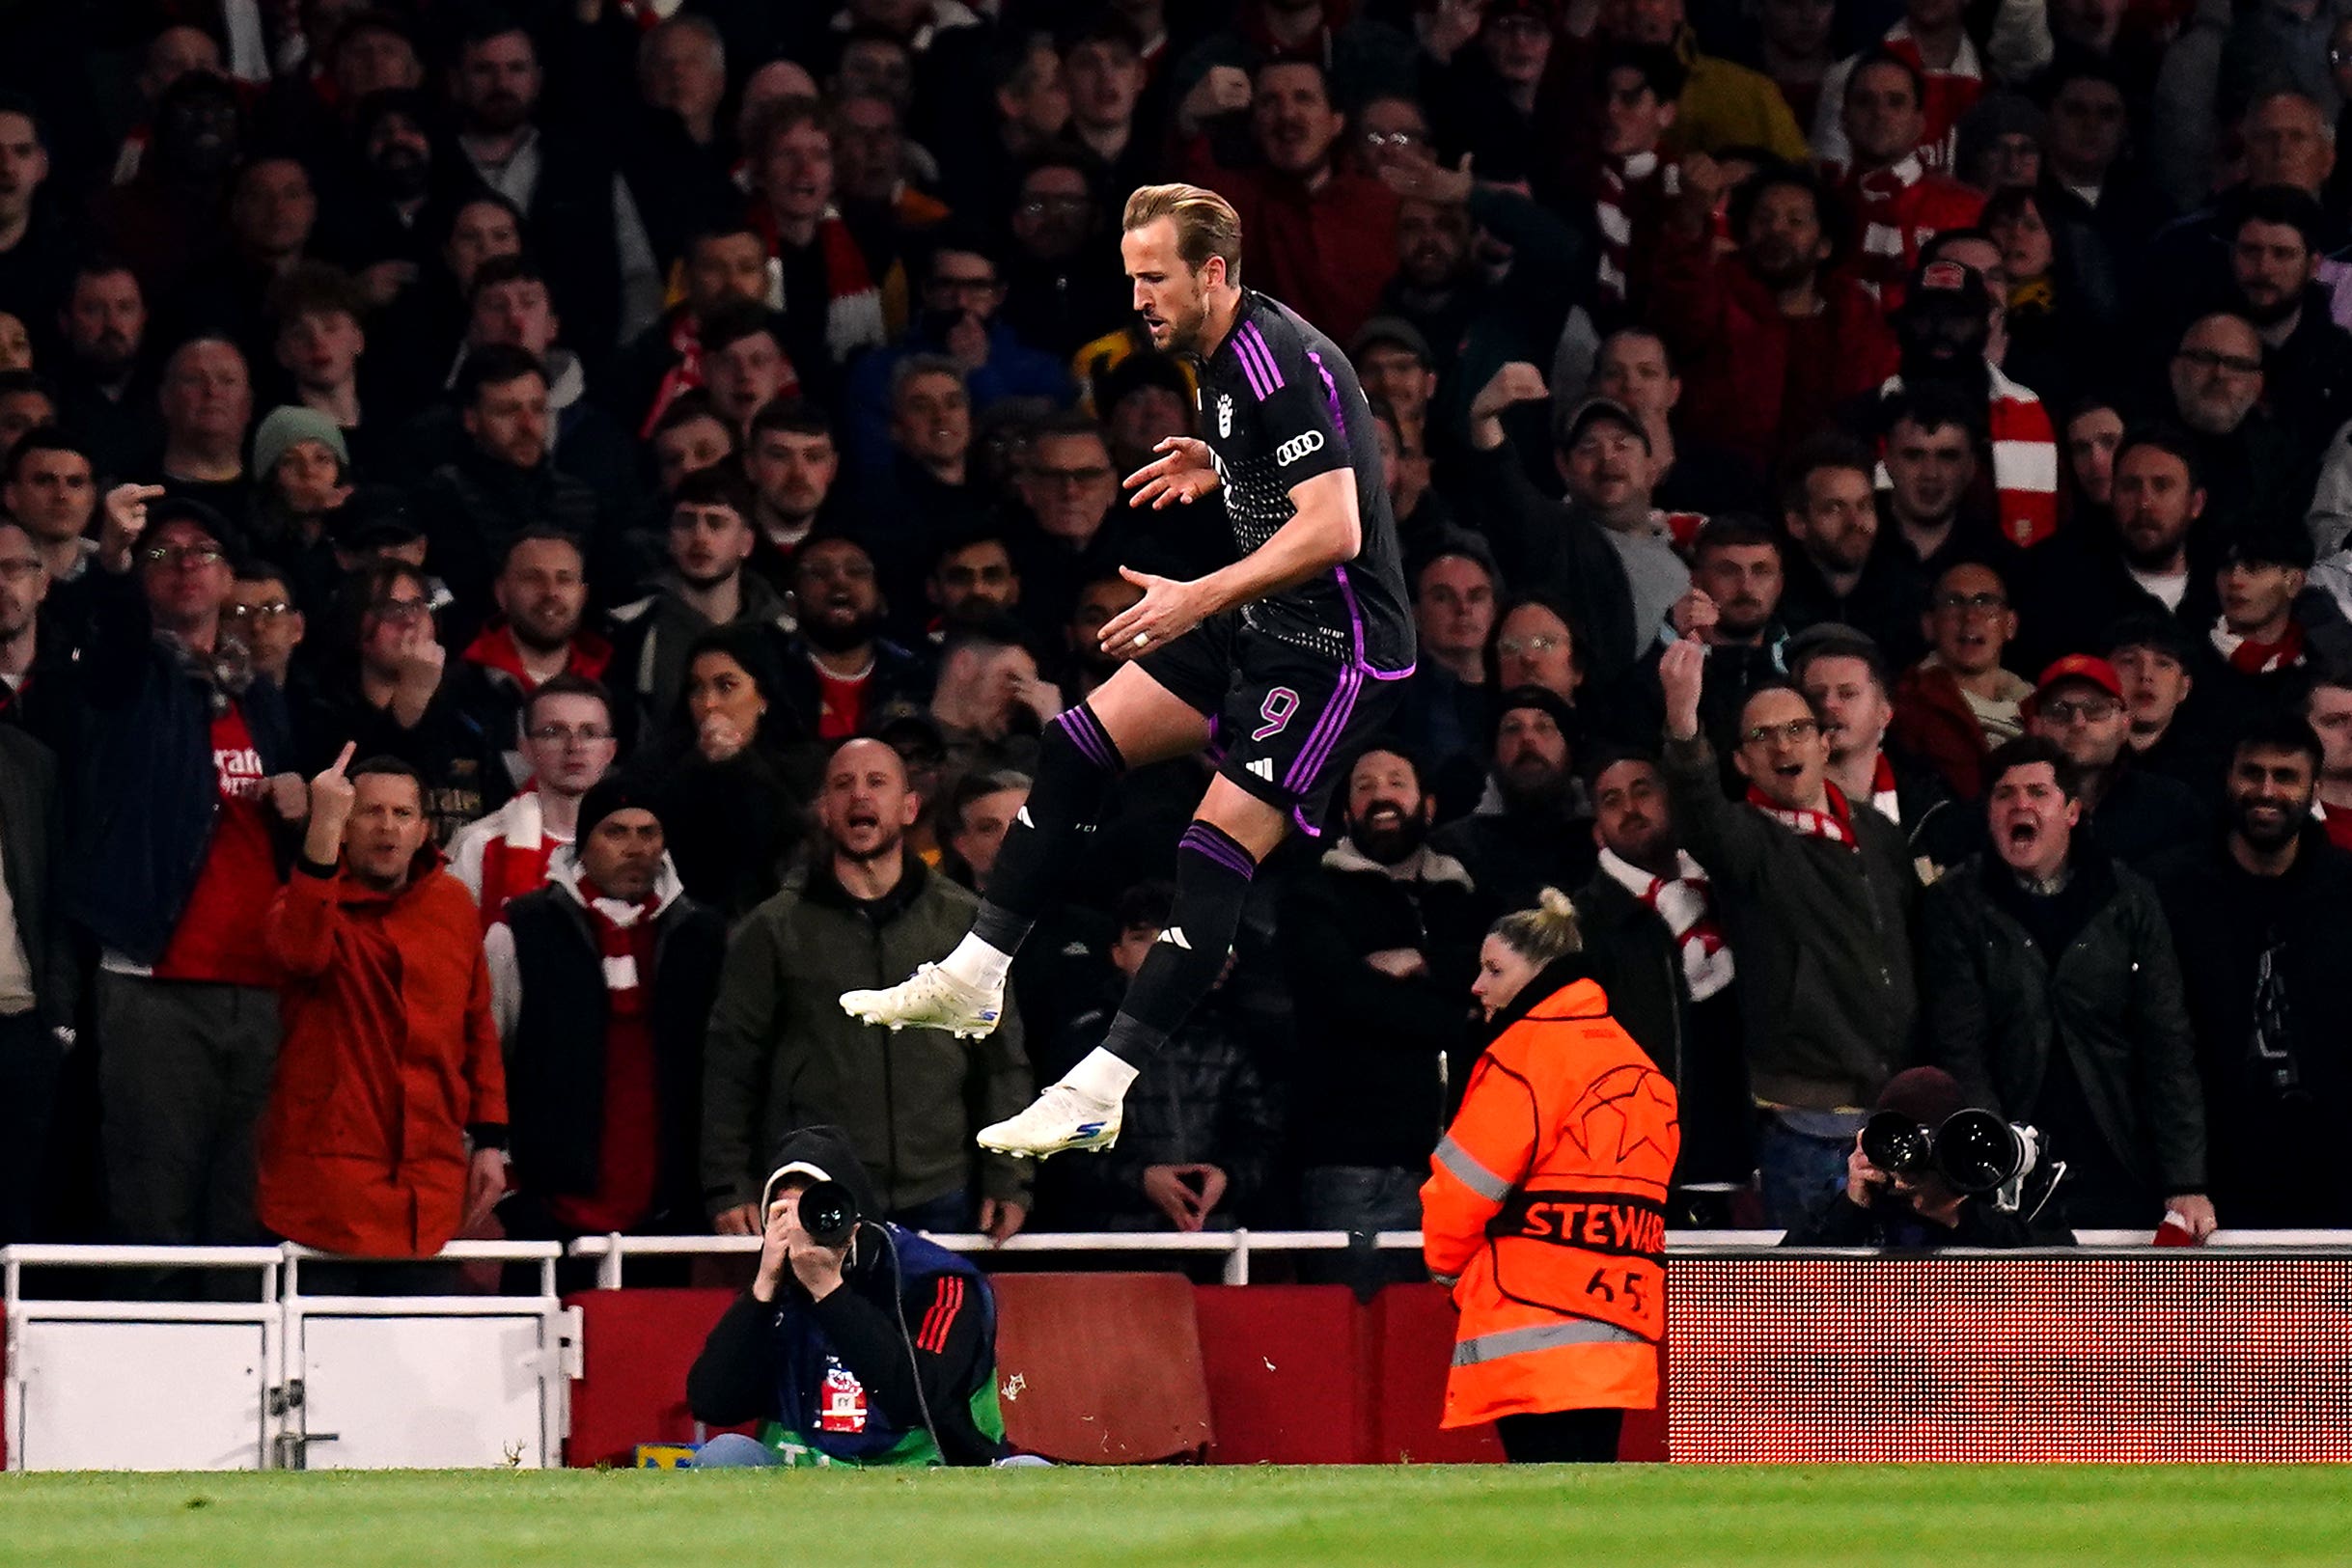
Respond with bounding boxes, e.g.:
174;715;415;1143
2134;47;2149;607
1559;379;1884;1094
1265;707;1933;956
1921;738;2214;1237
1782;1066;2053;1248
686;1126;1013;1469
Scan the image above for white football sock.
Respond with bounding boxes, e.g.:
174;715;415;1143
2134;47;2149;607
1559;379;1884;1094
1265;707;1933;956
938;933;1014;993
1061;1048;1139;1105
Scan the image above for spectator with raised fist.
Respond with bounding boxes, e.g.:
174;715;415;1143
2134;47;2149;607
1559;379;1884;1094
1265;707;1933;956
73;482;306;1255
258;746;508;1274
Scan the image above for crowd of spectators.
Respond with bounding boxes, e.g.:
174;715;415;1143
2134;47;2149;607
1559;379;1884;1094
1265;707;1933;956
3;0;2352;1272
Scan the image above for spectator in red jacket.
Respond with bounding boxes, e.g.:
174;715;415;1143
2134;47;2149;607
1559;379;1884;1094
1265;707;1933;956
258;749;508;1270
1180;57;1398;343
1891;560;2033;799
1830;51;1984;308
1647;157;1895;474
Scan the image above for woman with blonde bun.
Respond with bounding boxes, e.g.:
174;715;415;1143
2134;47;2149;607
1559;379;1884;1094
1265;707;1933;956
1422;889;1680;1463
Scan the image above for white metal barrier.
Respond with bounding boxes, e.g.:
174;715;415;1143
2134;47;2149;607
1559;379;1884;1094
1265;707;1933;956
3;1242;576;1472
12;1229;2348;1472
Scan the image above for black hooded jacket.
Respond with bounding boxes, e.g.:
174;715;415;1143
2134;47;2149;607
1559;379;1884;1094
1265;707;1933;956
685;1126;1008;1466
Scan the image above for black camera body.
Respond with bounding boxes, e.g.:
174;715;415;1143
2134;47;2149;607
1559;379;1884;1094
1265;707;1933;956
1862;1108;2053;1212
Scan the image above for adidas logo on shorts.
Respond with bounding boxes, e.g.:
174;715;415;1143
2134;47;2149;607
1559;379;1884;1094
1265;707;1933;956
1246;757;1275;782
1156;927;1193;949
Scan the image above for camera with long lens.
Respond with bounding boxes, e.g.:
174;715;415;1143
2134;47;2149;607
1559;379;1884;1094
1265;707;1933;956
796;1178;862;1250
1861;1108;2057;1213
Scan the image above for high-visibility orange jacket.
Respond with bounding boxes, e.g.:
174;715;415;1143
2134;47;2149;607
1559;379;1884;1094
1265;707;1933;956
1422;971;1680;1427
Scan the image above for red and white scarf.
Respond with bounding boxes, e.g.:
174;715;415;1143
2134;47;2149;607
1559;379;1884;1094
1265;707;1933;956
1595;152;1678;306
2213;618;2308;675
1747;780;1859;848
1865;752;1901;825
750;204;886;367
1877;25;1984;175
639;311;706;439
1876;365;2059;548
1854;152;1928;298
463;790;567;931
1598;847;1735;1001
581;876;658;1017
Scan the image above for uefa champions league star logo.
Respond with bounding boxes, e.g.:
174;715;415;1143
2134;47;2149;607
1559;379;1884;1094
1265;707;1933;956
1218;393;1232;438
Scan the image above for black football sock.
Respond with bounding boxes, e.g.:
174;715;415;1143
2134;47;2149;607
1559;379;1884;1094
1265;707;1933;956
1096;821;1259;1069
968;702;1124;954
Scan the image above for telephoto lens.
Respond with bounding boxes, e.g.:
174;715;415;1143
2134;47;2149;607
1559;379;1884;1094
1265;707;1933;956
1861;1112;1934;1177
1934;1110;2025;1194
798;1179;861;1249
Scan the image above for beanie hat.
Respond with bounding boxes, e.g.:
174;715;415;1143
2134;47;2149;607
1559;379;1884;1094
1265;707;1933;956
253;405;350;481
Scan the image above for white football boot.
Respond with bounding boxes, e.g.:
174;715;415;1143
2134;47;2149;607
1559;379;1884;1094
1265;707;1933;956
839;962;1004;1039
976;1084;1123;1159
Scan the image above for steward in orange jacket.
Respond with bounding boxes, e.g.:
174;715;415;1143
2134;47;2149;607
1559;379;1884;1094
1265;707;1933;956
258;755;508;1258
1424;964;1680;1430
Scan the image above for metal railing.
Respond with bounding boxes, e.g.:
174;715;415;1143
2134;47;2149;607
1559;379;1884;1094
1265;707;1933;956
557;1227;2352;1288
11;1229;2352;1299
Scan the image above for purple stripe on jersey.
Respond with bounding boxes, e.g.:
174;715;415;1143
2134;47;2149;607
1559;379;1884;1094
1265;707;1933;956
1286;664;1362;793
1234;334;1276;401
1330;564;1414;679
1054;706;1114;770
1331;563;1368;666
1231;333;1270;400
1231;324;1288;399
1291;806;1325;839
1241;323;1286;392
1178;822;1258;881
1306;348;1345;442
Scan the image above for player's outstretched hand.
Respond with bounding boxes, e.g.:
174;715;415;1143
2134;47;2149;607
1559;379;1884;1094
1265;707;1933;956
1100;565;1210;661
1124;436;1220;510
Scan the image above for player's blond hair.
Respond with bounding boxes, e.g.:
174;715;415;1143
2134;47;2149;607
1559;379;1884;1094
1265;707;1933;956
1122;183;1244;284
1490;888;1584;965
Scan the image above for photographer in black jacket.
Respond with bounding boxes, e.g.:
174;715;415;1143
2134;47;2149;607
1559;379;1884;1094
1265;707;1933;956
1784;1067;2047;1248
686;1126;1012;1469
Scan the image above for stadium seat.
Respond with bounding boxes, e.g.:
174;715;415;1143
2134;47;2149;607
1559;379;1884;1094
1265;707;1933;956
989;1273;1213;1463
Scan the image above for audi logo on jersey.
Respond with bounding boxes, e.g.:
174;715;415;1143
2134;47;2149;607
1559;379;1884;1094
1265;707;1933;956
1275;430;1324;466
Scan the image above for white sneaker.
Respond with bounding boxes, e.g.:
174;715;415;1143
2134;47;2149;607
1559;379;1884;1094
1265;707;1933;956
977;1084;1123;1159
839;963;1004;1039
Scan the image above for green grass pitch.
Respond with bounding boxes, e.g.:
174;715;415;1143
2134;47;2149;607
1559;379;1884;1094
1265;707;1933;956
2;1466;2348;1568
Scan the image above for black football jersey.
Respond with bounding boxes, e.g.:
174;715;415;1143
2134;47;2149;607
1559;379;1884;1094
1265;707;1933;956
1189;290;1416;673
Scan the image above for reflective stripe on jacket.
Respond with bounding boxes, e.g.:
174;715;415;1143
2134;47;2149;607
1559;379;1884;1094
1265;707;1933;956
1422;974;1679;1426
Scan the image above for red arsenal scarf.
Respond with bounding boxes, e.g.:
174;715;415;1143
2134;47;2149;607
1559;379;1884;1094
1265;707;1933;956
1747;780;1859;848
1596;152;1678;306
1598;847;1735;1002
1876;362;2059;547
1879;25;1985;173
580;875;658;1019
2213;618;2307;675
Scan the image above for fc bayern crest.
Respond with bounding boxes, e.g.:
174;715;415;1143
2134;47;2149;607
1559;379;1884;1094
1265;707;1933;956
1218;394;1232;438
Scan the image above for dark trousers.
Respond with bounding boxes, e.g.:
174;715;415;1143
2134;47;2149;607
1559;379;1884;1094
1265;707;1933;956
0;1010;62;1244
1496;1408;1625;1463
97;972;282;1247
890;1188;974;1233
